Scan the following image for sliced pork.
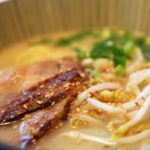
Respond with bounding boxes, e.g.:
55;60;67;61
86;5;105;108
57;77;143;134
19;98;71;149
0;68;85;124
0;57;80;107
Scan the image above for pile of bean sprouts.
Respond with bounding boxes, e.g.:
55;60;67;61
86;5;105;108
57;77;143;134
61;49;150;149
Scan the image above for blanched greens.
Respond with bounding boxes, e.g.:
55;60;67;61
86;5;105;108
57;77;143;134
75;48;89;60
136;41;150;61
30;38;52;46
74;29;150;77
56;31;100;46
90;40;128;67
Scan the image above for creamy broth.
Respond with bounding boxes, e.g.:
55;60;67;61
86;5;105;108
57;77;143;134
32;123;150;150
0;32;98;69
32;122;113;150
0;29;150;150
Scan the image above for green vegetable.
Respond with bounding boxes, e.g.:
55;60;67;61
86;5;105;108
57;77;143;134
92;30;101;37
73;29;150;75
70;31;94;41
90;41;112;58
90;69;100;79
123;41;135;56
113;56;127;67
133;36;150;61
116;65;125;75
134;36;145;47
55;38;71;46
56;31;100;46
91;41;126;58
141;45;150;61
90;41;128;67
109;31;133;46
75;48;88;60
30;38;52;46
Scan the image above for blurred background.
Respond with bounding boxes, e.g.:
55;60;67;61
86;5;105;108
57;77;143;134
0;0;150;49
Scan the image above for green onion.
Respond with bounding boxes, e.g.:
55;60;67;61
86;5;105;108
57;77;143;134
134;36;150;61
56;31;101;46
123;41;135;56
90;42;110;58
75;48;89;60
90;40;128;66
90;69;100;79
30;38;52;46
70;31;95;41
116;65;125;75
141;45;150;61
55;38;71;46
113;56;127;67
